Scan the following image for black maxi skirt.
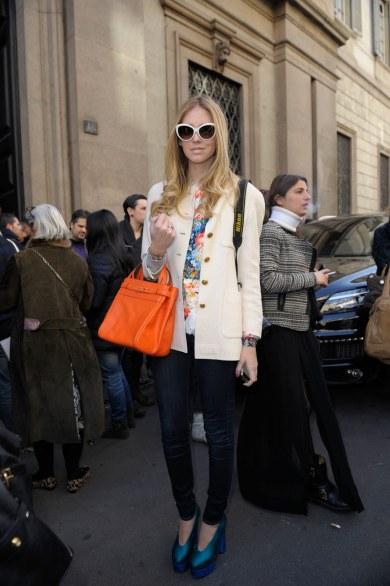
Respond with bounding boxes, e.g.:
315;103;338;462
237;326;364;514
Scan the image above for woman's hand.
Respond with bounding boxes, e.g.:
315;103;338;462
235;346;257;387
149;213;176;257
314;268;330;287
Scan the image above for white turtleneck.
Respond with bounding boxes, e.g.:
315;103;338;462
269;206;303;233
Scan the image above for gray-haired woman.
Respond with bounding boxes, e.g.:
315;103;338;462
0;204;104;493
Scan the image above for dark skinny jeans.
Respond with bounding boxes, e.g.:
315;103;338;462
150;335;236;525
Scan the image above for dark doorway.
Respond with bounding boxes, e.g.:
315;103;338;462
0;0;23;216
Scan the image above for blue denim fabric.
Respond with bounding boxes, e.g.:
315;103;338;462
150;335;236;525
0;344;12;429
96;349;133;423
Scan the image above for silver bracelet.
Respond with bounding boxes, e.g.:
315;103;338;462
241;336;258;348
149;252;165;262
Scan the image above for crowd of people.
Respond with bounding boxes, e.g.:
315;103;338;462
0;195;155;490
3;94;387;580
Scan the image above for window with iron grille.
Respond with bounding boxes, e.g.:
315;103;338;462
380;153;390;209
337;133;352;215
188;62;242;174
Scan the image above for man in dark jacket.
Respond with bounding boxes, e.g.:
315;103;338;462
0;234;13;429
0;214;23;430
0;215;22;340
119;194;154;408
119;194;147;266
0;213;24;254
372;213;390;275
70;209;89;259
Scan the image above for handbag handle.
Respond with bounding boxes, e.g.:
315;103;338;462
383;268;390;299
131;264;172;285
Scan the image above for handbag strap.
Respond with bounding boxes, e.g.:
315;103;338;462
30;248;84;313
383;267;390;298
233;179;248;288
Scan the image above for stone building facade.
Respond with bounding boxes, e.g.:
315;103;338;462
336;1;390;214
1;0;389;220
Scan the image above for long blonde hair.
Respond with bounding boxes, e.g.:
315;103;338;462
152;96;237;218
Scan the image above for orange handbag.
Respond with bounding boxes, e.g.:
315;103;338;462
98;265;178;356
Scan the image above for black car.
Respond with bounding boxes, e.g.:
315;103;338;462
303;215;387;385
303;214;387;277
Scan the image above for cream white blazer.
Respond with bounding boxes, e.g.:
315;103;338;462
142;181;265;360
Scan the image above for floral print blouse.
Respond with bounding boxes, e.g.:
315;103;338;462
183;189;208;335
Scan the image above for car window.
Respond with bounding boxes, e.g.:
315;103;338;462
303;216;386;257
334;219;381;257
303;220;357;255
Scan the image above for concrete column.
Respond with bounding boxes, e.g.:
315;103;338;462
276;60;313;185
312;79;338;216
15;0;71;217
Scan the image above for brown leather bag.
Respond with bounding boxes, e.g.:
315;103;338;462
364;268;390;365
98;265;178;356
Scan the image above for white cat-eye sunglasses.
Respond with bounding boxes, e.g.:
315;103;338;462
175;123;216;142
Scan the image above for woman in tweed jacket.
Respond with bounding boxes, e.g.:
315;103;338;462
237;174;363;515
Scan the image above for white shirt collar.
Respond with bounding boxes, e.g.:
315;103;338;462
269;206;303;233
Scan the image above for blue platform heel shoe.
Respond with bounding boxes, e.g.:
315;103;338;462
190;516;226;579
172;506;200;573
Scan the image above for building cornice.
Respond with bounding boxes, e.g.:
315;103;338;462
337;57;390;108
160;0;272;53
160;0;265;62
287;0;351;46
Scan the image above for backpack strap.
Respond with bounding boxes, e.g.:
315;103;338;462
6;238;19;253
233;179;248;288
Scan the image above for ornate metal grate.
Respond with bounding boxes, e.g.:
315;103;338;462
337;133;352;215
188;62;241;174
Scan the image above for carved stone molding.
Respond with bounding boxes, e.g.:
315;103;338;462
209;19;235;73
286;0;351;46
160;0;265;66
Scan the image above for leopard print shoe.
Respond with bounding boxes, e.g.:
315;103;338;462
66;467;91;493
32;475;57;490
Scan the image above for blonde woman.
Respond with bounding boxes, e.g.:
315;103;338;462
142;96;264;578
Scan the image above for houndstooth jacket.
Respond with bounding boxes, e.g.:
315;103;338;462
260;221;317;332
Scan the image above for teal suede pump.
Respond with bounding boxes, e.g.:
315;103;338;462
190;516;226;579
172;506;201;573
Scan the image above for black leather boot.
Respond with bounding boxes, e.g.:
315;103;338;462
134;389;155;407
127;407;136;429
133;401;146;418
102;420;130;439
308;455;351;512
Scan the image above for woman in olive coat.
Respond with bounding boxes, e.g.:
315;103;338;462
0;204;104;493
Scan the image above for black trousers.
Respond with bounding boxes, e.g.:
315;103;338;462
237;326;364;514
33;439;83;480
122;349;143;398
150;335;236;525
